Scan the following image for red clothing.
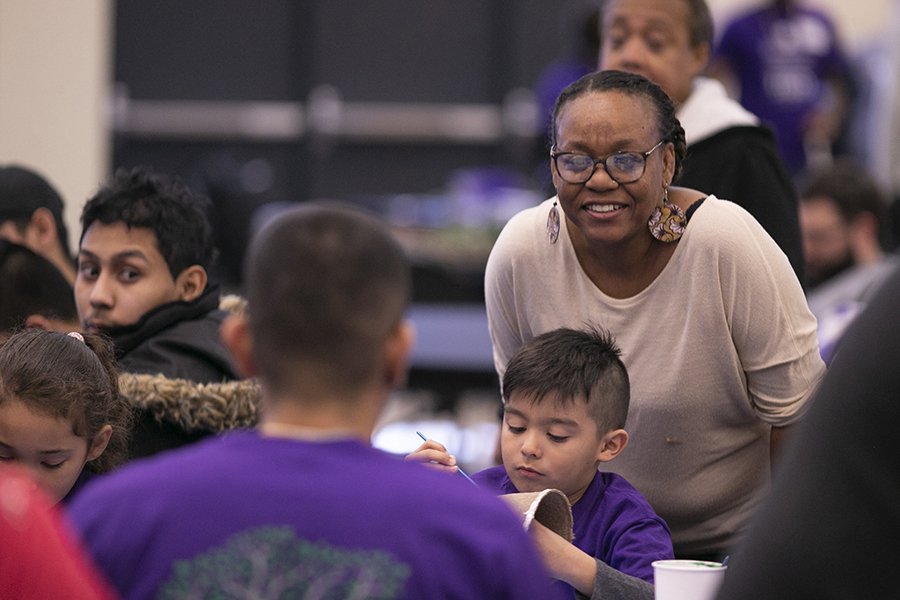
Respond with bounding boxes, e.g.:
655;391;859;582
0;466;117;600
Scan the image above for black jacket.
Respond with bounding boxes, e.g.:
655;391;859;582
100;287;245;459
103;285;238;384
679;125;805;282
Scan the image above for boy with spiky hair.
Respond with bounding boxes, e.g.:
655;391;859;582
411;326;673;599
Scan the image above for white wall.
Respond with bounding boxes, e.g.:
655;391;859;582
0;0;112;253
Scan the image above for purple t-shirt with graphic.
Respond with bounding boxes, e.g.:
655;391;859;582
715;6;848;172
68;432;558;600
474;465;673;592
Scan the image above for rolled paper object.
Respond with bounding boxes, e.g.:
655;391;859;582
500;488;573;543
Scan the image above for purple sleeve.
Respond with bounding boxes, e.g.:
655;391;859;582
574;473;673;584
603;511;674;583
472;465;515;492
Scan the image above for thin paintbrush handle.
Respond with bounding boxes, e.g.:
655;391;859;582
416;431;478;486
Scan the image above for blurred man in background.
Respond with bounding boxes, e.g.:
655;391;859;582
0;165;75;285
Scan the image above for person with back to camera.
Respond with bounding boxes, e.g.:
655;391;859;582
599;0;806;282
0;164;77;284
68;202;558;600
0;329;131;505
0;240;80;340
75;166;254;459
484;69;826;561
409;325;673;600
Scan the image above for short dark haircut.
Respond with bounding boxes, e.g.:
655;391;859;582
0;329;132;473
245;202;411;397
0;164;70;255
551;70;687;183
801;159;890;248
80;166;215;278
0;240;77;334
600;0;713;48
502;325;630;434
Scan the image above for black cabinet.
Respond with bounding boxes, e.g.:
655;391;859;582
113;0;594;291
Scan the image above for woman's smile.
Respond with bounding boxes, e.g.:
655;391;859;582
584;202;628;216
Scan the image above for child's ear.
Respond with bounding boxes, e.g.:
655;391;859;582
24;314;82;334
596;428;629;463
221;313;256;378
383;319;415;389
87;424;113;462
174;265;207;302
24;314;54;331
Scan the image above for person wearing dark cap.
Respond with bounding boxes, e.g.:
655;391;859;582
0;165;75;284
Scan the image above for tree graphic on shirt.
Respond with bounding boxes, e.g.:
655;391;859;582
157;525;411;599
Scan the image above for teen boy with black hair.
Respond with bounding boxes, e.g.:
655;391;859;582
76;166;241;458
410;326;673;599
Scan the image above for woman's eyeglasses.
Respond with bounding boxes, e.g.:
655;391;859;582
551;139;666;185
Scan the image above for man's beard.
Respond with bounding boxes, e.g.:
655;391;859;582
805;253;855;291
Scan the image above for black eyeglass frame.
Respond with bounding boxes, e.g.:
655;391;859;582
550;139;667;185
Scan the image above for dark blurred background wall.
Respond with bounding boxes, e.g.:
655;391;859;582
111;0;601;293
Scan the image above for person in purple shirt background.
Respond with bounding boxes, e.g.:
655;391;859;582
68;203;556;600
410;326;673;600
599;0;806;282
711;0;853;177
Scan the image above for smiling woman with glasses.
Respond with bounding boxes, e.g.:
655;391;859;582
484;70;825;577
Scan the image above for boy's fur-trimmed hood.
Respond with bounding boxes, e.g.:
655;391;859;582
118;372;261;433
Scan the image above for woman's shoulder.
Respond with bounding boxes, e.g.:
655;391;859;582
489;197;558;259
670;190;746;225
669;193;772;260
681;195;796;280
680;193;758;228
499;197;556;233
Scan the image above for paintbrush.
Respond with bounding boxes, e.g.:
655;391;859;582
416;431;478;486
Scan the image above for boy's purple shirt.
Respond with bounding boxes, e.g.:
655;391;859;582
473;464;673;588
68;432;558;600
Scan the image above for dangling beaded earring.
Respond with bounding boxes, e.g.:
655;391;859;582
547;200;560;244
648;188;686;242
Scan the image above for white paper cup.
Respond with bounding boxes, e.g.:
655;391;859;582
653;559;726;600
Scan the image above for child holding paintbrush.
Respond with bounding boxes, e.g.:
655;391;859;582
408;326;673;600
